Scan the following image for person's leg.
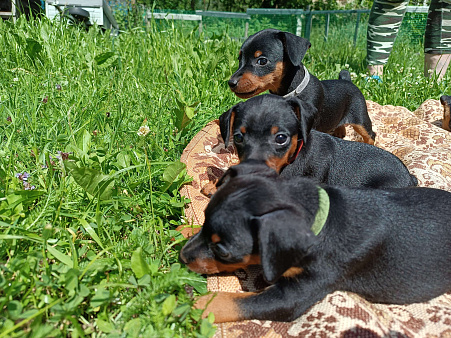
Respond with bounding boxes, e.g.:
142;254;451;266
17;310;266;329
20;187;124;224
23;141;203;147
424;0;451;81
367;0;409;76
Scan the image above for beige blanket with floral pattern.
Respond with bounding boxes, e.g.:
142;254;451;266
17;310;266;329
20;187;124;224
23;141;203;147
179;99;451;337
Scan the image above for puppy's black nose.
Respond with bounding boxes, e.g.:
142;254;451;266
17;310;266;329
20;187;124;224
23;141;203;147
228;78;238;89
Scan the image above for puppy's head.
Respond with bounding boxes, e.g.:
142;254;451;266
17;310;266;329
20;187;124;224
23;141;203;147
228;29;311;98
219;94;316;173
179;164;319;284
440;95;451;131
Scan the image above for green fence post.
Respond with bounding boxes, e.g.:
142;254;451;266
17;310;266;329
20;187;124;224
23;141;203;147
304;10;312;40
353;12;361;46
324;13;330;42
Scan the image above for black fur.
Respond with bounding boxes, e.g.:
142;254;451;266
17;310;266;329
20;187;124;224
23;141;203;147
180;162;451;322
219;94;417;188
228;28;375;142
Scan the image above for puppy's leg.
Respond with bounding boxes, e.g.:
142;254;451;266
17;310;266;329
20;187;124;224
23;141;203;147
346;97;376;144
440;95;451;131
201;180;218;197
351;124;375;145
196;278;330;323
331;125;347;139
195;292;256;322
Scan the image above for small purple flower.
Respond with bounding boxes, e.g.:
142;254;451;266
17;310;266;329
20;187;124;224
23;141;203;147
15;172;29;181
56;151;70;161
56;84;62;91
42;96;48;103
15;172;35;190
7;116;12;122
23;182;36;190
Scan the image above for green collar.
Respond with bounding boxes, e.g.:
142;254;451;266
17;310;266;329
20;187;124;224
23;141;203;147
310;187;330;236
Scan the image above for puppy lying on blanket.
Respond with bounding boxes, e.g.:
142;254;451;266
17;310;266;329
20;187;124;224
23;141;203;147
218;94;417;190
180;162;451;323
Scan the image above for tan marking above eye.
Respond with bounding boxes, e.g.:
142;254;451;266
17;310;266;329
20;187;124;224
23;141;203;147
211;234;221;243
240;126;247;134
282;267;304;278
265;135;298;173
254;50;262;58
271;126;279;135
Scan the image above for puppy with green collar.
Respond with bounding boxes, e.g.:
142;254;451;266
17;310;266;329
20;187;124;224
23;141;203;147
180;161;451;323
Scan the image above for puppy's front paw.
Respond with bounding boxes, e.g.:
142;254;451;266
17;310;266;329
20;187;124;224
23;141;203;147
195;292;254;323
200;182;218;197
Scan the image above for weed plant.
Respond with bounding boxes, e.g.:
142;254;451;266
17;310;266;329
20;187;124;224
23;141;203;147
0;15;237;337
0;12;449;337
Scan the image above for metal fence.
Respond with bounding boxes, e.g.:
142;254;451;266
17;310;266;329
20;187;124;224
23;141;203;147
108;3;429;46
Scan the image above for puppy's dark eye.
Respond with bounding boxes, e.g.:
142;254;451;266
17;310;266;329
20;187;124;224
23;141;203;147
256;58;267;66
213;243;231;260
275;133;289;145
234;133;244;144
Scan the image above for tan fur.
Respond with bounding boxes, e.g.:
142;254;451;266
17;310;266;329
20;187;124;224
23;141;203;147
282;267;304;278
187;254;261;275
351;124;375;145
443;101;451;131
232;62;285;99
266;135;298;173
195;292;256;322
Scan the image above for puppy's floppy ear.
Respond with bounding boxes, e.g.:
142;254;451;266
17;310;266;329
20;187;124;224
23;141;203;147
286;97;316;144
255;209;317;284
278;31;311;67
219;105;238;146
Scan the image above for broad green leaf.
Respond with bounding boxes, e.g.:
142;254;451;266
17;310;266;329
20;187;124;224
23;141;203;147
123;318;142;338
131;247;150;279
25;38;42;58
162;294;176;316
172;304;191;322
174;99;199;132
137;274;151;286
64;268;79;294
64;161;115;200
161;161;186;192
62;294;84;312
78;129;91;155
7;301;23;320
95;52;115;65
170;263;181;272
97;319;115;333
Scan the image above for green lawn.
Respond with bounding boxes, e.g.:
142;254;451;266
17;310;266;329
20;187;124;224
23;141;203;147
0;15;449;337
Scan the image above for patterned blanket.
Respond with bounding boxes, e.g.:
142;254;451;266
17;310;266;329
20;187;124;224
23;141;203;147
179;99;451;337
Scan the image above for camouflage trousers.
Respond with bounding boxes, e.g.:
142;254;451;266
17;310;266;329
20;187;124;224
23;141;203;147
367;0;451;65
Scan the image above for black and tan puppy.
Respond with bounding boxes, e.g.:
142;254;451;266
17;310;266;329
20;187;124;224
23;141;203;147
228;28;375;144
219;94;417;189
179;162;451;323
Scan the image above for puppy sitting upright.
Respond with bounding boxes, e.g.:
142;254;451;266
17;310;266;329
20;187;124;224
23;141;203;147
228;28;375;144
180;162;451;323
219;94;417;189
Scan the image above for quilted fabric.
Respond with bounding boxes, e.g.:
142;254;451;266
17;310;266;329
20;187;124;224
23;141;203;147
178;100;451;337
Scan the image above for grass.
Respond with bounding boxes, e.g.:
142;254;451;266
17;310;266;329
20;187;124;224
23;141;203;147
0;13;449;337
